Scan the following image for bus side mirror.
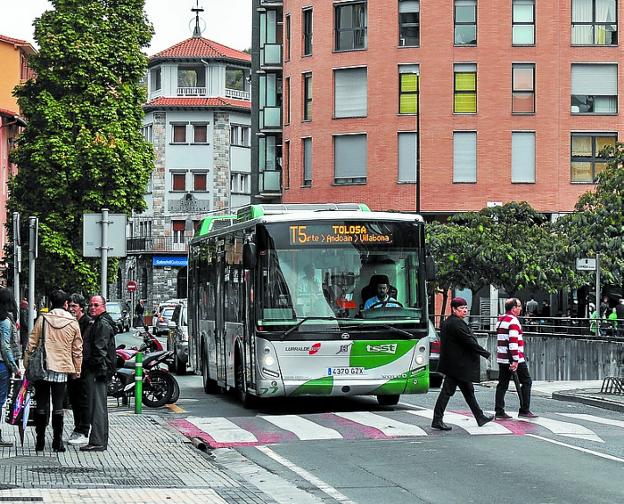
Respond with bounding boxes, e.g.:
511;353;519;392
243;242;257;269
426;256;437;282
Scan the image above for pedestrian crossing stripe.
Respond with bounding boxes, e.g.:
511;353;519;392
169;409;615;449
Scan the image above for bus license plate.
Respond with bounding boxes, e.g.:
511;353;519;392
328;367;364;376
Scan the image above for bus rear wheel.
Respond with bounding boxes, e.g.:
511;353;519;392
377;394;400;406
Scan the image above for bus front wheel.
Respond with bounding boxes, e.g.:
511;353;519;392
235;354;256;408
377;394;400;406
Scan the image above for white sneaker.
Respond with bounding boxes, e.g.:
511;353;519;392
68;433;89;446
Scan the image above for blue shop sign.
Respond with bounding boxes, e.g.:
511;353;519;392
153;256;188;267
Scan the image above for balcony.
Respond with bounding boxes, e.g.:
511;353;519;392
177;87;207;96
260;44;282;68
259;106;282;131
259;170;282;196
127;236;188;253
225;88;251;100
259;0;283;6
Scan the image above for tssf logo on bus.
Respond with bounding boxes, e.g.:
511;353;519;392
366;344;398;354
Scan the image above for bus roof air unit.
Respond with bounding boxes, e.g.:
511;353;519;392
235;203;370;222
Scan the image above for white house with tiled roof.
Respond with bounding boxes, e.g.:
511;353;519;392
118;11;251;309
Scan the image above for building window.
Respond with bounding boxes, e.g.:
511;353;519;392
334;134;367;184
454;0;477;45
572;0;617;45
285;14;291;61
303;8;313;56
172;221;185;244
172;124;187;143
399;65;419;114
178;65;205;93
571;133;616;182
512;63;535;114
303;138;312;186
172;172;186;191
283;140;290;189
303;73;312;121
454;64;477;113
399;0;419;47
139;220;152;238
398;132;417;183
231;173;250;194
230;125;251;147
142;124;153;143
453;132;477;183
193;124;208;143
259;136;278;171
511;132;536;183
571;64;617;114
150;67;161;92
512;0;535;45
334;67;367;118
335;1;368;52
284;77;291;125
226;67;245;92
193;172;207;191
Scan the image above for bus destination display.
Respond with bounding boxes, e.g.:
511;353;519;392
289;224;393;246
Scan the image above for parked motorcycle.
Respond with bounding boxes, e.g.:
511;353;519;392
109;328;179;407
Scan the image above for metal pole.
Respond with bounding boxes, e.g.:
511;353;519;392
27;216;38;334
595;253;601;317
100;208;109;297
135;351;143;414
416;76;421;213
12;212;20;313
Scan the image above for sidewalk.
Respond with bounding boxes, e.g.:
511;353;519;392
0;407;278;504
482;379;624;413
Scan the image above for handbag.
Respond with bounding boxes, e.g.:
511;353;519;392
5;377;36;427
25;319;47;383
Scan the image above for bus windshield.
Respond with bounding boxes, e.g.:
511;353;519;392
258;220;425;332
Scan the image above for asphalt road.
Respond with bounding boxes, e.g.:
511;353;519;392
112;332;624;504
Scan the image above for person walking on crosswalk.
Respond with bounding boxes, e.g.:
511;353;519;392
495;298;537;419
431;297;493;431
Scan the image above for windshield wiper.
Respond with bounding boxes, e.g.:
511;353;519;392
279;316;340;339
368;324;414;338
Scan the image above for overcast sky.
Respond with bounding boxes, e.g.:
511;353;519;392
0;0;251;54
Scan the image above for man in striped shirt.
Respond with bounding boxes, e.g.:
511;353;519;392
495;298;537;419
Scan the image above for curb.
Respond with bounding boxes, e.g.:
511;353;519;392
552;392;624;413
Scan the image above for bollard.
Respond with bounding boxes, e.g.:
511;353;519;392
135;352;143;414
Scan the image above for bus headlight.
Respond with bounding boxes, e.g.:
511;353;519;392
263;355;275;366
415;355;425;366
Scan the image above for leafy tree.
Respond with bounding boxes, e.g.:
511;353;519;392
7;0;154;293
558;143;624;287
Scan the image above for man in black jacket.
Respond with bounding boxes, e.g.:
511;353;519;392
67;293;92;446
432;297;493;431
80;295;115;452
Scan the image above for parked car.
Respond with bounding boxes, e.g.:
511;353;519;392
428;320;443;388
167;300;188;375
107;301;131;333
155;302;178;336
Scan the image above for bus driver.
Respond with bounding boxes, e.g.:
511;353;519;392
364;280;401;310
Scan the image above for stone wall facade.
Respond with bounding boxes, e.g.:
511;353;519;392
212;111;231;212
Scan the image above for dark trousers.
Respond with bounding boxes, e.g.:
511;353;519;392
34;380;66;418
495;362;532;414
67;376;90;436
433;375;485;421
84;370;109;447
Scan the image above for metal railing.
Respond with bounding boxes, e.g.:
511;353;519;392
433;314;624;340
225;88;251;100
177;86;207;96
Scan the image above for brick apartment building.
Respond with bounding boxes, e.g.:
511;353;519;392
252;0;623;218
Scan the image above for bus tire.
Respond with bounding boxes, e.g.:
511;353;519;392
175;353;186;375
377;394;400;406
202;347;218;394
235;352;256;408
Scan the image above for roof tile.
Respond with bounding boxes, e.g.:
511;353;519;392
144;97;251;110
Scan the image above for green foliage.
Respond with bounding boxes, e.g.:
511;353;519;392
427;202;577;315
7;0;154;293
558;143;624;286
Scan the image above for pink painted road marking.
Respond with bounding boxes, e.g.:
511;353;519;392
455;410;540;435
169;419;260;449
234;417;299;445
318;412;389;440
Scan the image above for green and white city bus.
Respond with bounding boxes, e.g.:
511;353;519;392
187;204;435;406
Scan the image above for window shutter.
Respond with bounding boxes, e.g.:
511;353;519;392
398;133;417;182
335;68;368;117
512;132;536;183
453;132;477;182
571;64;617;95
334;135;367;179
